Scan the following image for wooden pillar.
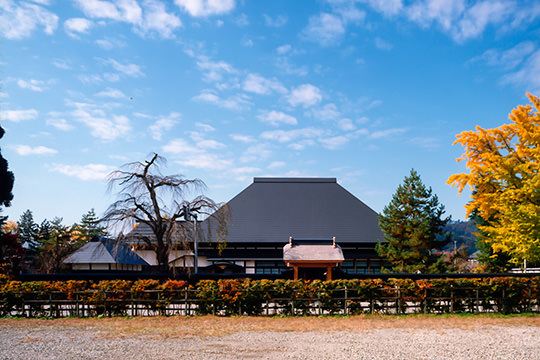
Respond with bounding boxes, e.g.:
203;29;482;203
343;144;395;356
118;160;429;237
293;265;298;280
326;266;332;281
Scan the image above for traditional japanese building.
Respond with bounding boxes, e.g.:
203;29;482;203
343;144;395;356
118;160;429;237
198;177;385;276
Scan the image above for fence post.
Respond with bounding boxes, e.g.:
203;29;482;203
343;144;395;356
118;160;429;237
501;287;505;314
450;287;454;314
475;289;479;314
423;288;427;314
76;293;79;317
49;293;53;318
344;287;348;315
528;286;532;313
396;287;401;315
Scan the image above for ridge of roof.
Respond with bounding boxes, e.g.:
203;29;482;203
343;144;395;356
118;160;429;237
254;177;336;183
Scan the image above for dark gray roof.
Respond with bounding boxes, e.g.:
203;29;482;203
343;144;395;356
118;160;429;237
63;237;149;266
203;177;384;244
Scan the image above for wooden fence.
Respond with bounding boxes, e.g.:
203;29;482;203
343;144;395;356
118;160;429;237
1;286;538;318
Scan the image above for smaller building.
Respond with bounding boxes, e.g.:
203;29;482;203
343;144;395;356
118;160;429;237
283;237;344;280
63;236;149;271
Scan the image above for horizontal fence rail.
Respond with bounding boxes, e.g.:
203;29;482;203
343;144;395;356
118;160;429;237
1;283;539;318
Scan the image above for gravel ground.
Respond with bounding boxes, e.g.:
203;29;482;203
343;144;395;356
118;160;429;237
0;317;539;360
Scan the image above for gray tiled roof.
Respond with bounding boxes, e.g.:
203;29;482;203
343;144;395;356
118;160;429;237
63;237;149;265
203;177;384;244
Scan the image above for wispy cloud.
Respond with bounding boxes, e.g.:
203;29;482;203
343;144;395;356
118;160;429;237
70;102;131;141
73;0;181;38
263;14;287;27
0;0;58;40
149;112;180;140
260;127;324;143
95;88;126;98
50;163;116;180
301;12;346;46
175;0;235;17
258;110;297;126
64;17;93;37
192;90;250;110
163;138;232;170
106;58;145;77
242;73;287;95
13;145;57;156
16;79;49;92
0;109;38;122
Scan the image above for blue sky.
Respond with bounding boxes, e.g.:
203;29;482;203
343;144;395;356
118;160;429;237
1;0;539;226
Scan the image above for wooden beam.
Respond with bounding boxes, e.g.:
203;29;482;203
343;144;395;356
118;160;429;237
326;266;332;281
294;266;298;280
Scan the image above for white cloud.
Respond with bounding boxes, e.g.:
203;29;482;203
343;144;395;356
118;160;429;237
17;79;47;92
319;135;350;149
73;0;181;38
310;103;340;121
242;73;287;95
50;163;116;180
70;103;131;141
369;128;406;139
235;13;249;26
46;115;74;131
263;14;287;27
52;58;71;69
95;37;127;50
301;12;345;46
287;84;322;107
267;161;285;169
0;109;38;122
192;90;250;110
470;41;536;70
260;128;324;143
95;88;126;98
337;118;356;131
137;0;182;39
195;56;236;82
502;50;540;94
188;131;226;149
163;138;232;170
149;112;180;140
13;145;57;156
276;44;292;55
240;143;272;163
230;134;255;143
107;58;145;77
0;0;58;40
407;0;465;30
195;122;215;132
258;110;297;126
452;1;510;42
64;17;92;37
174;0;235;17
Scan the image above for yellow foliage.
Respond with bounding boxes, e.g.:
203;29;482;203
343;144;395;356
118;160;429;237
448;93;540;265
1;220;18;235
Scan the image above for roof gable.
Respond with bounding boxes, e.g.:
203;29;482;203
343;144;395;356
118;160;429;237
64;237;149;265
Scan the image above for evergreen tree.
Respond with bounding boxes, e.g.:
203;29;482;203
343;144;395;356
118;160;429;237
17;210;40;250
0;126;14;208
376;169;451;273
77;208;107;242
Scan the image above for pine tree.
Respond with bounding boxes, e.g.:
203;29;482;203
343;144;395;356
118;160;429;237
376;169;451;273
77;208;107;242
17;210;39;250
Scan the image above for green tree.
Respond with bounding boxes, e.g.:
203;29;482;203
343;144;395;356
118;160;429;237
376;169;451;273
36;218;85;273
17;210;40;250
76;208;108;242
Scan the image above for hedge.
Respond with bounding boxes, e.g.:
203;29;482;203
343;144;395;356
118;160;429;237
1;277;539;317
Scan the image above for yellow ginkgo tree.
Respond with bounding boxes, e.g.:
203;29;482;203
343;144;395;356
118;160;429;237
448;93;540;266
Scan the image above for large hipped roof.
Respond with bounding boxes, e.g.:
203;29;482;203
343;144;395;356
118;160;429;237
204;177;384;244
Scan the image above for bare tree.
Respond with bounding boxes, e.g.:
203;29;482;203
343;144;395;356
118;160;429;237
104;153;227;273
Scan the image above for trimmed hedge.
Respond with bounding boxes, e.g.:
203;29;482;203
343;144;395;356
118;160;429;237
1;277;539;317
